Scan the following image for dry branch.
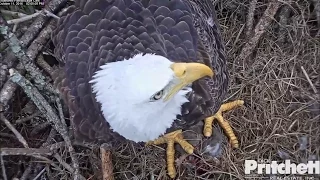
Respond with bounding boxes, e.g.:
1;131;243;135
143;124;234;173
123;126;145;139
15;111;41;124
20;164;33;180
311;0;320;27
0;148;52;156
53;153;75;173
2;0;67;68
0;10;27;18
0;26;25;51
239;1;281;60
246;0;258;38
0;113;29;148
20;128;57;180
0;155;7;180
0;19;57;110
278;5;291;45
33;168;46;180
301;66;318;94
0;0;67;99
37;54;55;76
0;17;55;92
15;0;67;48
8;69;83;180
7;12;40;25
100;143;115;180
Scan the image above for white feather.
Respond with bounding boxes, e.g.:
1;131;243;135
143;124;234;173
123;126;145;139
90;53;191;142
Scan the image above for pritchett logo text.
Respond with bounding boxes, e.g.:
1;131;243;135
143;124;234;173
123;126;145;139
245;160;320;175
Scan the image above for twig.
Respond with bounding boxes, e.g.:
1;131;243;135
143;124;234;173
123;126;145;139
239;1;281;60
53;153;75;173
311;0;320;27
0;10;27;18
27;20;56;65
43;9;60;20
100;143;115;180
32;168;46;180
15;111;41;124
0;0;68;100
12;23;18;32
37;54;54;77
47;142;65;151
301;66;318;94
278;5;291;45
246;0;258;38
20;128;56;180
0;155;7;180
0;148;52;156
0;26;25;51
22;100;37;114
7;12;40;24
20;164;32;180
56;98;67;129
17;0;67;48
0;17;55;93
8;69;83;180
41;128;57;148
1;0;67;65
31;155;62;171
0;113;29;148
31;122;51;135
0;133;16;139
0;19;57;111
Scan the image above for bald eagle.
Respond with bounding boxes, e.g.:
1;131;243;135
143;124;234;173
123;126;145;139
52;0;243;178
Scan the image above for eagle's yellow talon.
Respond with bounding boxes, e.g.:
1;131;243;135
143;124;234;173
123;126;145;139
204;116;214;137
203;100;244;148
146;129;194;178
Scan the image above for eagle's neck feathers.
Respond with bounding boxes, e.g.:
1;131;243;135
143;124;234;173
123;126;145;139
90;54;191;142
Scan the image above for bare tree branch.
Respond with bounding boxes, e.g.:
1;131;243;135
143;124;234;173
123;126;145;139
8;69;83;180
239;1;281;60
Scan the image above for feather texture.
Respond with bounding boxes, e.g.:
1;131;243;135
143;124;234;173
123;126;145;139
51;0;228;144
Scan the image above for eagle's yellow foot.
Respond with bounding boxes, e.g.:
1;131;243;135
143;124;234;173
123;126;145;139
146;129;194;178
203;100;244;148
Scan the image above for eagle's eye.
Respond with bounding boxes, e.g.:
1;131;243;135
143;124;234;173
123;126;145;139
151;90;164;101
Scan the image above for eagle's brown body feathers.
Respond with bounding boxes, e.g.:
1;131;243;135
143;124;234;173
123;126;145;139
52;0;228;144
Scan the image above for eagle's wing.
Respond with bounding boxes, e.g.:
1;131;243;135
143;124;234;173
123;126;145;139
169;0;228;132
51;0;227;143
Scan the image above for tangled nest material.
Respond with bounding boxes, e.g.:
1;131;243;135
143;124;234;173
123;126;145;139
0;0;319;179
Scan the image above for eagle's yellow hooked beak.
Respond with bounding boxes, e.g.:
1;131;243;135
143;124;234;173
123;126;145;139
164;63;214;101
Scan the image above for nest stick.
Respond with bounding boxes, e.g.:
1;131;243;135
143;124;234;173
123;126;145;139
0;19;57;110
0;113;29;148
100;143;115;180
1;0;67;65
0;148;52;156
37;54;55;77
53;153;75;173
0;155;7;180
15;111;41;124
246;0;258;38
0;17;55;93
20;164;33;180
301;66;318;94
7;12;40;25
42;9;60;20
0;0;67;94
239;1;281;60
311;0;320;26
278;5;291;45
0;10;27;18
8;69;83;180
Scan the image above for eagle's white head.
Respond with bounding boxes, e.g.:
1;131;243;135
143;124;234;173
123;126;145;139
90;53;213;142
